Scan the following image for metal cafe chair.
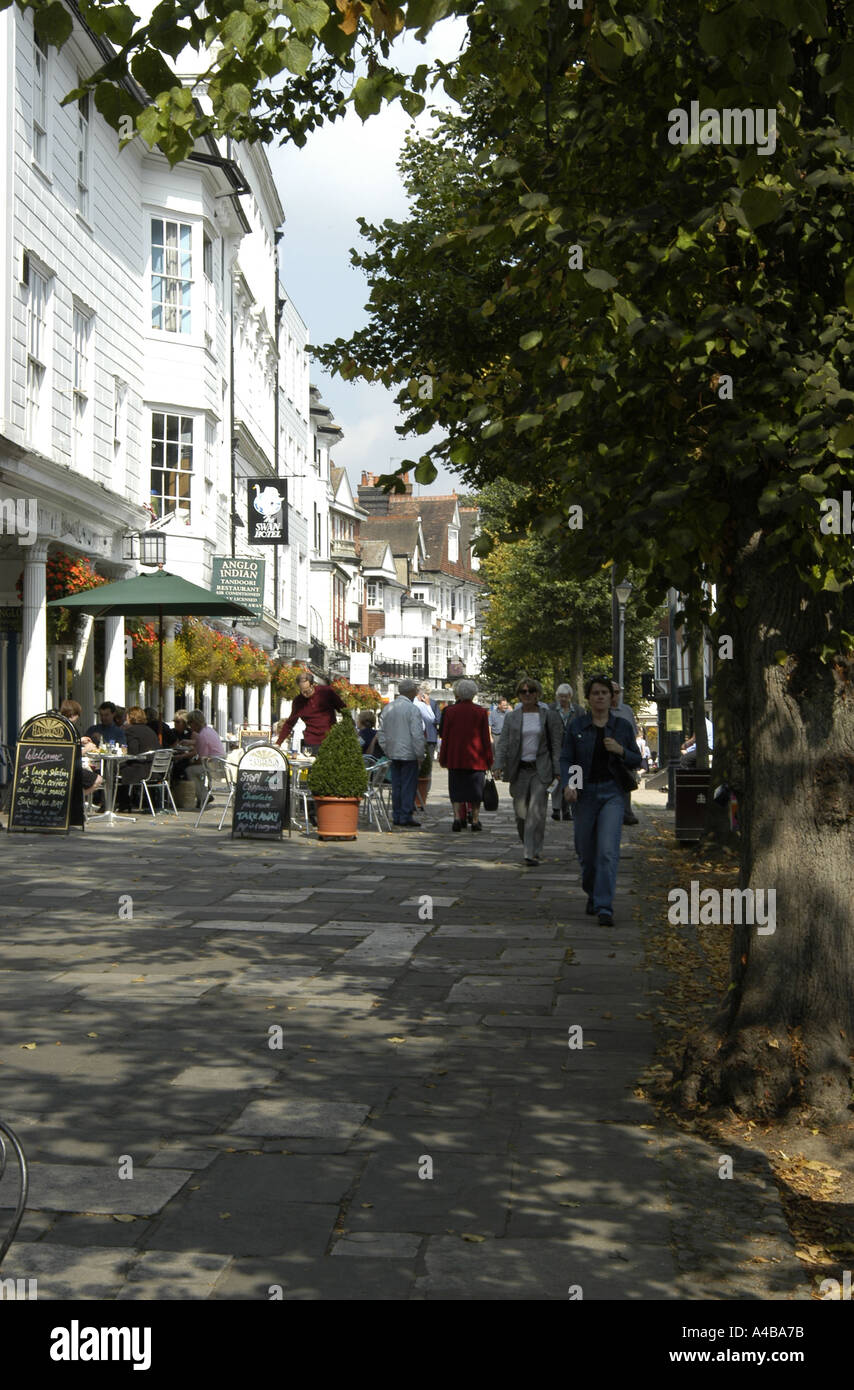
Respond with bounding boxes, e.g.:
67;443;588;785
133;748;178;817
292;762;314;836
0;1118;28;1268
361;758;392;832
193;756;233;830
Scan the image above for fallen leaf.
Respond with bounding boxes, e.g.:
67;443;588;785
86;1032;98;1038
112;1215;136;1223
20;1043;36;1050
386;1036;406;1044
219;1213;231;1219
361;1203;373;1209
461;1233;485;1242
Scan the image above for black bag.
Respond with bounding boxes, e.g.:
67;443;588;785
610;753;639;794
482;771;499;811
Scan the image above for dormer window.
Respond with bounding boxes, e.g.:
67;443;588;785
448;527;459;562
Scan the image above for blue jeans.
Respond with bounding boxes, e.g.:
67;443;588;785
390;759;419;823
573;778;624;913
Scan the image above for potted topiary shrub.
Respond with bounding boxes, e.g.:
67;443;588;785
306;716;368;839
416;749;432;812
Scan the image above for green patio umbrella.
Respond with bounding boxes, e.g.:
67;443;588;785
47;569;257;738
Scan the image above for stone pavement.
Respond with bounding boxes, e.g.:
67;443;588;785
0;772;809;1300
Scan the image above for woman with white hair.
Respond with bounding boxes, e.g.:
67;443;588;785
414;682;440;761
437;679;493;831
550;683;579;821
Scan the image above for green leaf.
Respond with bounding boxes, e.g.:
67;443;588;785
33;1;73;47
352;74;385;121
131;49;178;96
222;10;253;51
281;38;313;77
556;391;583;413
584;268;618;290
832;420;854;451
515;413;543;434
404;0;453;37
481;421;503;439
798;475;828;494
845;267;854;313
223;83;252;115
277;0;331;35
519;330;543;350
449;439;473;465
399;89;426;119
519;193;549;210
738;187;783;232
414;456;438;485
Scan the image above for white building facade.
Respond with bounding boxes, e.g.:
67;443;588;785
0;1;339;740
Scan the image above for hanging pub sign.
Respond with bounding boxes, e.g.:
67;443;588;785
212;556;266;619
232;743;291;840
8;712;84;834
247;478;288;545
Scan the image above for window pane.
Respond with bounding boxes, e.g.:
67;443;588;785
166;415;178;441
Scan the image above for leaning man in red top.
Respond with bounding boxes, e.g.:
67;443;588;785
276;671;345;754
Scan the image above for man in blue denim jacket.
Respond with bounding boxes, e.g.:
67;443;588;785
559;674;643;925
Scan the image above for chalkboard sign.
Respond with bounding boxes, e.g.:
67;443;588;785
8;712;84;834
232;744;290;840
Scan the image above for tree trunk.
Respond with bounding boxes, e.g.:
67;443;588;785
572;626;584;705
681;535;854;1120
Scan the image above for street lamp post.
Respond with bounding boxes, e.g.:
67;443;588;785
615;578;632;693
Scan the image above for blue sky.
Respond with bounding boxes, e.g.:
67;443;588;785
267;18;469;500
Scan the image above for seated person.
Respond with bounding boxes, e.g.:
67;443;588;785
184;710;226;808
357;711;379;756
86;701;125;745
170;710;194;782
60;699;103;793
115;707;160;811
145;706;174;746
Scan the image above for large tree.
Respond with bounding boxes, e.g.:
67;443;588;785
317;5;854;1121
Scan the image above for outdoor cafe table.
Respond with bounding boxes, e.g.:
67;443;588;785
89;748;155;826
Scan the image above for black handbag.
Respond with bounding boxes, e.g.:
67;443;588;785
482;771;499;811
610;752;639;794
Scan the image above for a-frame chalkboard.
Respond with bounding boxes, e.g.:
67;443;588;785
8;712;84;834
231;744;290;840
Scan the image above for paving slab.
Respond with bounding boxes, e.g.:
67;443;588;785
231;1099;370;1139
0;1164;193;1215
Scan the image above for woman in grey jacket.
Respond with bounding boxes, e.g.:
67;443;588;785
494;678;563;865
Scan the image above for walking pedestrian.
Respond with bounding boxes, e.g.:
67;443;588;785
494;678;563;866
562;674;642;925
376;679;426;827
414;683;440;761
550;683;579;820
610;681;640;825
437;679;493;832
488;695;510;743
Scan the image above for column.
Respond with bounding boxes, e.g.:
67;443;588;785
164;619;176;721
247;686;260;727
260;681;272;734
21;543;49;721
72;615;95;728
215;682;229;736
104;615;126;708
202;680;213;725
184;682;195;712
231;684;244;729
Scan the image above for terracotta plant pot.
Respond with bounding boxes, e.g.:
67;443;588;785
313;795;361;840
416;777;431;810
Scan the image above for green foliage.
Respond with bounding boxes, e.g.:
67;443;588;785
306;715;367;798
317;8;854;661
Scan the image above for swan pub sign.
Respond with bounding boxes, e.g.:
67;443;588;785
247;478;288;545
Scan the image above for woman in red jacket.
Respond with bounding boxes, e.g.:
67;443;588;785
438;680;494;832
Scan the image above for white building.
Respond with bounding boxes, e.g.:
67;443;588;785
0;1;333;741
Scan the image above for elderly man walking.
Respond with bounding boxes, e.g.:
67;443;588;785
494;677;563;866
378;679;426;828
